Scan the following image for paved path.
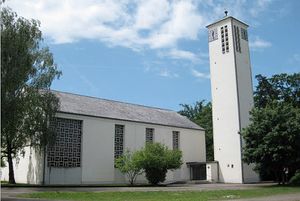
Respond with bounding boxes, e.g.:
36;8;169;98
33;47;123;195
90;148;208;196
1;183;300;201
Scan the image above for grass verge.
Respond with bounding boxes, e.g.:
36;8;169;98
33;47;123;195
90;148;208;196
19;186;300;201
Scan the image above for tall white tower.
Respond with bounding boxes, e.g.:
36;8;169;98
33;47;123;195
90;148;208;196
207;15;259;183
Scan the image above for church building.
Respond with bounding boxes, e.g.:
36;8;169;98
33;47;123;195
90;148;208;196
2;91;206;184
2;15;259;184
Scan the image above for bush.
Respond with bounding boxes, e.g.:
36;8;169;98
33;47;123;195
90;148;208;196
289;170;300;186
144;167;167;185
136;143;182;185
115;150;143;185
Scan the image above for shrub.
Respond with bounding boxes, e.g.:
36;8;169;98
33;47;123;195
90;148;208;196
115;150;143;185
289;170;300;186
136;143;182;185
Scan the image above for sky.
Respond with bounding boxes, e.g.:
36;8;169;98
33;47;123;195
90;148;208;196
5;0;300;111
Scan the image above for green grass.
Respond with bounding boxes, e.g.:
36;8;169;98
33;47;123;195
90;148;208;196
2;183;154;188
19;186;300;201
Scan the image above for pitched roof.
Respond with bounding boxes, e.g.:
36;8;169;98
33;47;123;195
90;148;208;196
52;90;204;131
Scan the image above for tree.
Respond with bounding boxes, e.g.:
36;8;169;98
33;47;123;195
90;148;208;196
178;101;214;161
242;73;300;183
254;73;300;108
136;143;182;185
115;150;143;185
1;8;61;184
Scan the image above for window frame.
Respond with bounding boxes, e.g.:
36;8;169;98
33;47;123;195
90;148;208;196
172;131;180;150
114;124;125;164
145;128;154;144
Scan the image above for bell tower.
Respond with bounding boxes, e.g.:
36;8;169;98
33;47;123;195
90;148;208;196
207;14;260;183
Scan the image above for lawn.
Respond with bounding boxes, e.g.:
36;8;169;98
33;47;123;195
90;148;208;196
20;186;300;201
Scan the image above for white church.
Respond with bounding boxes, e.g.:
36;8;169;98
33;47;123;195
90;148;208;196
1;15;260;184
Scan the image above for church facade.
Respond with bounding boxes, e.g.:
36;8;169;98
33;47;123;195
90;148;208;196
1;91;206;184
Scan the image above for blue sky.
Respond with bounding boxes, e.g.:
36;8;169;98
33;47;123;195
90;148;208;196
6;0;300;111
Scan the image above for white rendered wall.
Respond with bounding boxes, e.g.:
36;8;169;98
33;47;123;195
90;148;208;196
1;146;44;184
50;112;206;184
206;162;218;182
2;113;205;185
232;20;259;183
208;17;259;183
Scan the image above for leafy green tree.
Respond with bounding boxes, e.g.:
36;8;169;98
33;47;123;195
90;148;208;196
1;8;61;184
136;143;182;185
243;73;300;183
254;73;300;108
115;150;143;185
289;170;300;186
179;101;213;161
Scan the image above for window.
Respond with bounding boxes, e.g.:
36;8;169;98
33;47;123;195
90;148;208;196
234;25;241;53
146;128;154;143
221;25;229;54
47;118;82;168
241;28;248;41
172;131;180;150
114;125;124;162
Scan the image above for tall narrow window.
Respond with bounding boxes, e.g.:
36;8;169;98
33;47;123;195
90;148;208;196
172;131;180;150
241;28;248;41
221;25;229;54
234;25;241;53
146;128;154;143
114;125;124;162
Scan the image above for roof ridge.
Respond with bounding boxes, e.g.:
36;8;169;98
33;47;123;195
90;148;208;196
51;89;175;112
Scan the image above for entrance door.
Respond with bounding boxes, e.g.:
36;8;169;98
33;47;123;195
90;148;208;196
192;164;206;180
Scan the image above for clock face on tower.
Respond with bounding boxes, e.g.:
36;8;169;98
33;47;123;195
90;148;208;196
208;28;218;42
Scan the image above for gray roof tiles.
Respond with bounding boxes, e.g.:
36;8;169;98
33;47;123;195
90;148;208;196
53;90;204;131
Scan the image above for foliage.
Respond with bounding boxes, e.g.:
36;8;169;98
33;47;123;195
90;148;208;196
136;143;182;185
1;158;6;167
254;73;299;108
289;170;300;186
1;8;61;184
178;101;213;161
115;150;143;185
243;73;300;183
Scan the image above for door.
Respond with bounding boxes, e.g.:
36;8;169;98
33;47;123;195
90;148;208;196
192;164;206;180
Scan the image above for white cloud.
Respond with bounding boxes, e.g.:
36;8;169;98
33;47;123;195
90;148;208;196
249;0;272;17
162;49;200;63
146;1;206;49
5;0;274;49
134;0;170;30
249;37;272;50
5;0;276;79
191;69;210;79
159;69;179;78
5;0;206;50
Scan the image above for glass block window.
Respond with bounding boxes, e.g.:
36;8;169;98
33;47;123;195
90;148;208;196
146;128;154;143
47;118;82;168
172;131;180;150
221;25;229;54
241;28;248;41
114;125;124;161
234;25;241;53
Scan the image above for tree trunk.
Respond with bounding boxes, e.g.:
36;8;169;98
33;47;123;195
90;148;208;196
7;147;16;184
